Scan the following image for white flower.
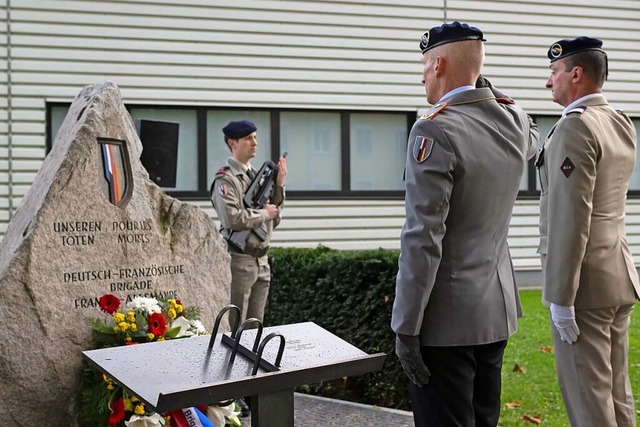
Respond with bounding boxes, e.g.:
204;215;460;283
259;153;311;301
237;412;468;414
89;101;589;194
206;402;242;427
126;297;162;315
171;316;193;338
190;319;208;335
124;413;165;427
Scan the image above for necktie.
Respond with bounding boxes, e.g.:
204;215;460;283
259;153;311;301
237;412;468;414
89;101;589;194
247;168;256;180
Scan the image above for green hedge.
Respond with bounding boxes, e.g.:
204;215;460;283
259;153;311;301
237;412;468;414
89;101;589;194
263;246;410;410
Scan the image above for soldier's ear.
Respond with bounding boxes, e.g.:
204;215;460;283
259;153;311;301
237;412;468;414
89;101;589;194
433;56;444;77
571;66;583;82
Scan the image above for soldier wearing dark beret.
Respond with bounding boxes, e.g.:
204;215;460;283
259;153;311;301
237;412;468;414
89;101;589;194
537;36;639;426
210;119;287;416
391;21;538;426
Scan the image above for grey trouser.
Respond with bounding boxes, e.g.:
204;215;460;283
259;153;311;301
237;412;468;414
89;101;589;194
229;252;271;329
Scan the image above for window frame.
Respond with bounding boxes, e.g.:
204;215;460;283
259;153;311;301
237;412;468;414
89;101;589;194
49;106;640;201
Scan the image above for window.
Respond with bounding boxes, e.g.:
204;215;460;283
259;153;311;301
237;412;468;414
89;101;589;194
350;114;406;191
50;106;638;200
281;111;342;191
47;105;412;199
129;108;198;192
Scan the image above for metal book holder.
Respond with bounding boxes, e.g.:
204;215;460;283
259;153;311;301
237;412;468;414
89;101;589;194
209;304;286;375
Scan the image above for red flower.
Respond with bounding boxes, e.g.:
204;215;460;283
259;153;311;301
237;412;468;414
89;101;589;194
99;294;121;314
148;313;167;336
176;299;183;306
107;397;125;425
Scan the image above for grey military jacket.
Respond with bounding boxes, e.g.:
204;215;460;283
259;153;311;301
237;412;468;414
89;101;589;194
537;94;640;308
211;156;284;253
392;87;538;346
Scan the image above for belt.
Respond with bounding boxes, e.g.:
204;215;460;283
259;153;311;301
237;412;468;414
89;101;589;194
230;245;269;258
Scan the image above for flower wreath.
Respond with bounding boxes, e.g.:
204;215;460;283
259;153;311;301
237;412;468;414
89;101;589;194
80;294;241;427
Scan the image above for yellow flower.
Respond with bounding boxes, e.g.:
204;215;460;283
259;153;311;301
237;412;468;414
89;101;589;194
113;313;125;323
130;323;138;332
127;311;136;322
130;395;139;403
168;308;177;319
176;304;184;314
107;383;114;391
124;397;133;411
147;333;155;341
113;326;119;333
134;403;145;415
126;336;132;342
157;336;165;342
118;321;129;331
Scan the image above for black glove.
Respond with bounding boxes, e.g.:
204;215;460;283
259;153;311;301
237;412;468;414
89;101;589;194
395;333;430;387
475;74;509;99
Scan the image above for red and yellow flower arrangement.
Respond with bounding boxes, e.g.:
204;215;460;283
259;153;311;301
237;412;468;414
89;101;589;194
80;294;240;427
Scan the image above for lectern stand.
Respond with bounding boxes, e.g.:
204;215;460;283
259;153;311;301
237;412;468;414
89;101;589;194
82;308;386;427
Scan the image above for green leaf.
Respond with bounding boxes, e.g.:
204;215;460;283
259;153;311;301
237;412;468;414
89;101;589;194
164;325;182;339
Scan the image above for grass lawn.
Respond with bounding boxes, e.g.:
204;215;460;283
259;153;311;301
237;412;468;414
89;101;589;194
499;289;640;426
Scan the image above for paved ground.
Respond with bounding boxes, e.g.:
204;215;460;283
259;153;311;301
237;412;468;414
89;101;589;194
243;393;414;426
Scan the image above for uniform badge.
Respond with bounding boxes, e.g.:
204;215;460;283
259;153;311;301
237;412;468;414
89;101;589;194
217;183;228;196
414;136;434;163
561;157;575;178
549;43;563;59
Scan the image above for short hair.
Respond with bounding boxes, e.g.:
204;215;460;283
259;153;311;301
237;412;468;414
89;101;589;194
562;50;607;86
428;39;484;78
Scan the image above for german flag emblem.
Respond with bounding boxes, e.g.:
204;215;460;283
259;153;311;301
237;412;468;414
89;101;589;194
414;136;434;163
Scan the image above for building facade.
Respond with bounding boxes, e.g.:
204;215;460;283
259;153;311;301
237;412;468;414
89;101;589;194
1;0;640;282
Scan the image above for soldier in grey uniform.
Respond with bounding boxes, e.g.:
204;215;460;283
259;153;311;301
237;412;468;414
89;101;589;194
211;120;287;330
391;21;538;427
538;37;639;426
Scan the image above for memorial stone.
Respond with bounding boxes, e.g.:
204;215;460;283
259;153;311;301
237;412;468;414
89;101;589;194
0;82;231;426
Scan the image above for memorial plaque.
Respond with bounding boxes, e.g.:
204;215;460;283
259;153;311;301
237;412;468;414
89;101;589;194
0;82;231;426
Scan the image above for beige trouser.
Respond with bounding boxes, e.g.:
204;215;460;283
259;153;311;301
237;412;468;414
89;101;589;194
229;253;271;330
551;304;636;427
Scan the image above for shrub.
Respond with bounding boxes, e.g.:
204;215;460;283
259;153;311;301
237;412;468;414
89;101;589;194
264;246;410;409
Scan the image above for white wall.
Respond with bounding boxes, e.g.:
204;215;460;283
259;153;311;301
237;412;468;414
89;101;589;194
1;0;639;273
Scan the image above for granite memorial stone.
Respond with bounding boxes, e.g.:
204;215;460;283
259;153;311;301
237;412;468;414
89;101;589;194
0;82;231;426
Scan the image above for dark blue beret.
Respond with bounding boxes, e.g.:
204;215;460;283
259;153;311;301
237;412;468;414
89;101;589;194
222;120;257;139
420;21;486;53
547;36;604;62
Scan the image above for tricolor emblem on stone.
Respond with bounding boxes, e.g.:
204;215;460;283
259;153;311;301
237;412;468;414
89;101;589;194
99;137;132;206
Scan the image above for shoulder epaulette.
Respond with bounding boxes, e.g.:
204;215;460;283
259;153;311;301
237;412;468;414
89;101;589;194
214;166;230;176
495;97;515;105
210;166;231;196
566;107;586;115
420;102;448;121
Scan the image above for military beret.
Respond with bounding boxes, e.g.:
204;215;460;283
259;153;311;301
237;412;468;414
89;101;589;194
222;120;257;139
420;21;486;53
547;36;604;62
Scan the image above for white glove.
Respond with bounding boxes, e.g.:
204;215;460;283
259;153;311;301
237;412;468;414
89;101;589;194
550;303;580;344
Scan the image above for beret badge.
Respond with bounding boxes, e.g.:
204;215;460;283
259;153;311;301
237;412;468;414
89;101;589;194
421;31;429;46
549;43;563;59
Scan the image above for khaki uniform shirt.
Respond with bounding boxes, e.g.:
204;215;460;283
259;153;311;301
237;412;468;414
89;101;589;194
392;87;538;346
211;156;284;254
537;94;640;308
